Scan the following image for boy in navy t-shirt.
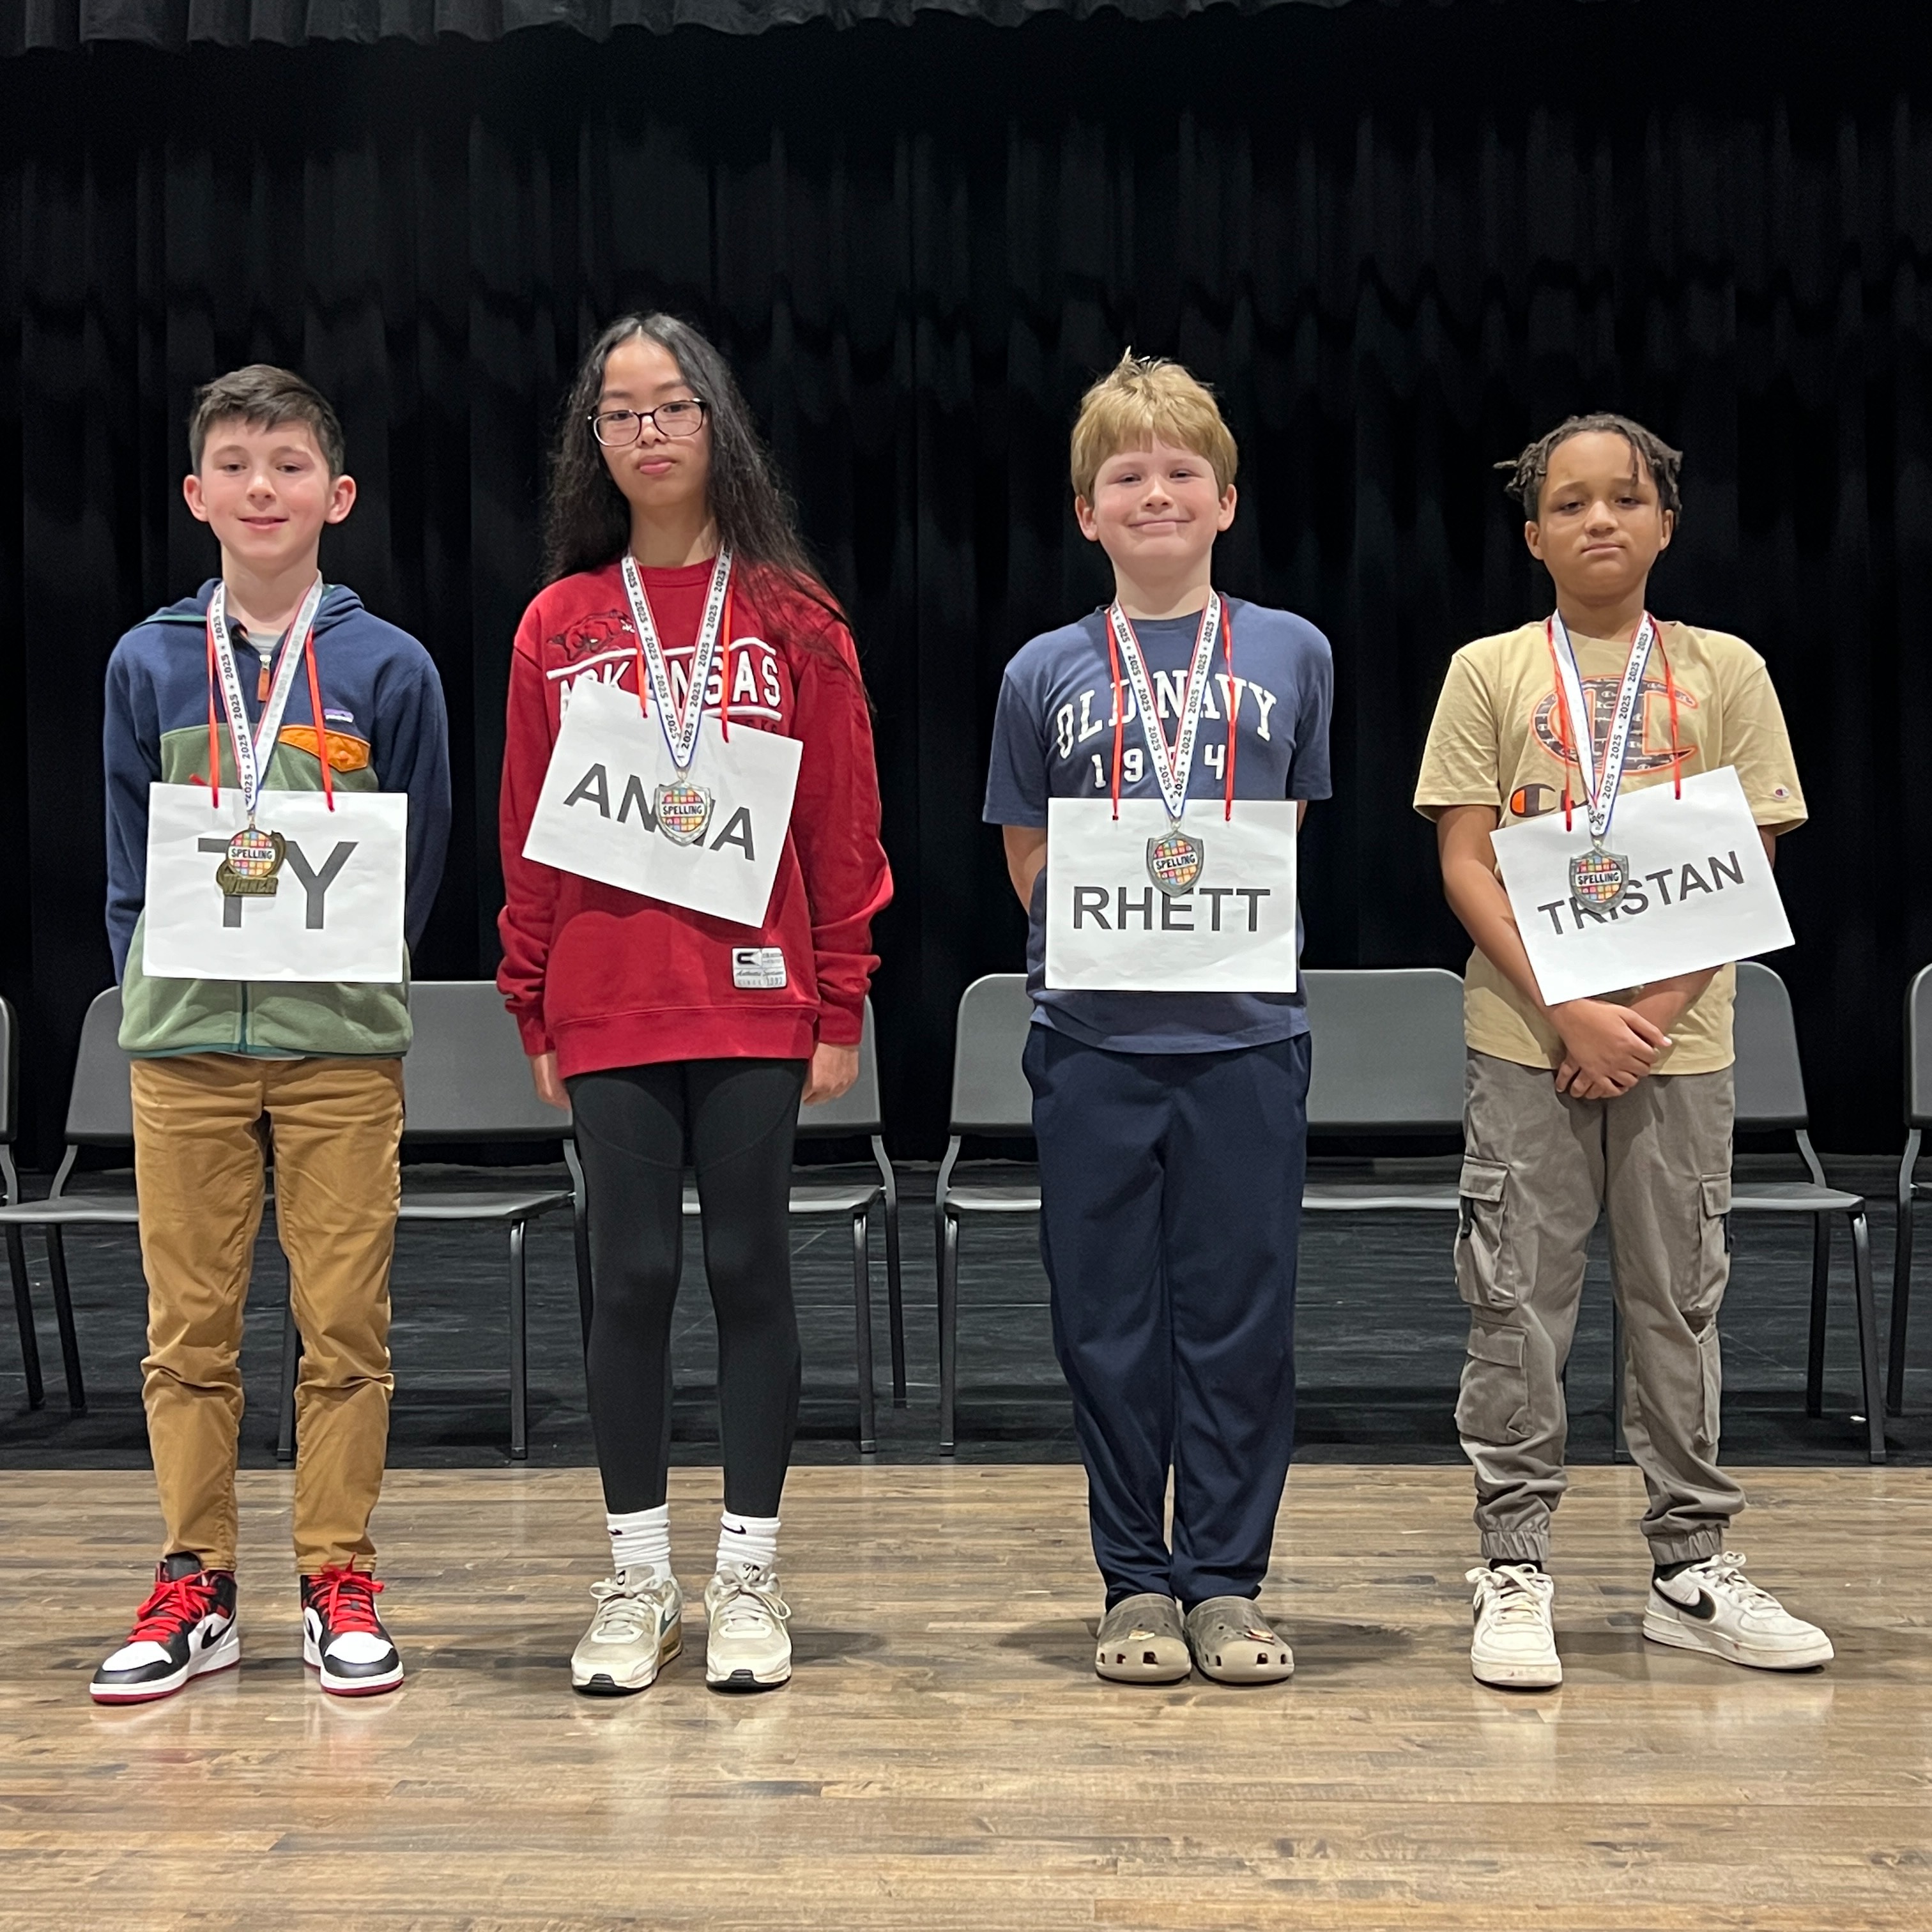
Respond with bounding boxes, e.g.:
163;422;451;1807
984;353;1332;1683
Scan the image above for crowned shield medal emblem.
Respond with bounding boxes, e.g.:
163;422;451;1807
1146;827;1205;896
653;779;714;847
1569;844;1629;911
217;825;286;897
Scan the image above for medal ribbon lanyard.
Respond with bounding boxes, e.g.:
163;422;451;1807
1544;608;1682;839
620;548;736;766
1104;593;1236;823
204;577;332;818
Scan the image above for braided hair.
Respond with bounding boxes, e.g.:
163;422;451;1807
1497;413;1683;521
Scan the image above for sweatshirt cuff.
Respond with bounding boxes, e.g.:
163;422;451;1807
816;996;864;1048
512;1009;555;1058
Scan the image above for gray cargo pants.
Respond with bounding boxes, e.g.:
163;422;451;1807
1455;1050;1744;1565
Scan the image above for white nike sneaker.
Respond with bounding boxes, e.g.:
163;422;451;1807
703;1562;792;1692
1467;1563;1561;1689
1643;1552;1834;1670
572;1568;684;1696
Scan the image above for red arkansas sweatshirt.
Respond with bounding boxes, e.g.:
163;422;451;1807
497;556;891;1077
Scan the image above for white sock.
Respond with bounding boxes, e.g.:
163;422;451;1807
606;1505;671;1580
716;1512;779;1575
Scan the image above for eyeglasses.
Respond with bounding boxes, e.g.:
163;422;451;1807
589;398;709;446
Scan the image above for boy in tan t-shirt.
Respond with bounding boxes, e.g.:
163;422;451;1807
1413;413;1832;1691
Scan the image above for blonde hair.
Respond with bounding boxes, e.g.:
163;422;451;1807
1070;351;1238;502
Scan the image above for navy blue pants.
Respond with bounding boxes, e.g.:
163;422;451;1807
1023;1025;1310;1609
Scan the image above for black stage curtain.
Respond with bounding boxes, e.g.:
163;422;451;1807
7;0;1577;56
1;3;1928;1162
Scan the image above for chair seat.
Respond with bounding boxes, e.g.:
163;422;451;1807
1731;1181;1865;1214
399;1188;574;1223
944;1184;1043;1214
1303;1182;1460;1213
0;1195;141;1225
680;1182;882;1216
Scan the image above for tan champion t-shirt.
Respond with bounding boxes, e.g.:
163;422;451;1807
1413;619;1805;1074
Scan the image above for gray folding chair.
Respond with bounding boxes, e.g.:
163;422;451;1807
1301;967;1466;1213
0;986;132;1413
279;979;588;1464
3;995;50;1407
1888;964;1932;1415
933;974;1039;1454
1611;960;1885;1464
675;999;900;1453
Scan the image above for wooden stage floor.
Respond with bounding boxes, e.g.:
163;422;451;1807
3;1464;1928;1931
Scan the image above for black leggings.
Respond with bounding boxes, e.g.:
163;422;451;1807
567;1058;806;1519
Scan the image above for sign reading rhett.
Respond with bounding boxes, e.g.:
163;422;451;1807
1045;797;1300;992
522;677;802;929
1490;765;1793;1006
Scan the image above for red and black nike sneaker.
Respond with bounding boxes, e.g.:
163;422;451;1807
300;1565;404;1696
89;1553;240;1705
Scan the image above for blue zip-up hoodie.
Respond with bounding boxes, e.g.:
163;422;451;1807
103;579;451;1058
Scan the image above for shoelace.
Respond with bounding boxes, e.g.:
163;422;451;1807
1469;1566;1551;1627
309;1564;387;1636
128;1572;217;1643
589;1575;671;1640
712;1567;791;1637
1678;1552;1779;1614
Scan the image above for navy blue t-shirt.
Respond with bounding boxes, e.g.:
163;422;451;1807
983;598;1334;1054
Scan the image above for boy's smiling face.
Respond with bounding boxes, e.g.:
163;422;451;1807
183;417;354;576
1525;429;1673;613
1075;440;1237;580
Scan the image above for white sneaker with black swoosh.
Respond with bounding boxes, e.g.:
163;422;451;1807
1643;1552;1834;1670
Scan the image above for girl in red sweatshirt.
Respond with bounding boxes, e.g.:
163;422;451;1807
498;314;890;1697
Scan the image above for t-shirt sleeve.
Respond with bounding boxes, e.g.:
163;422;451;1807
1723;655;1807;830
1413;647;1503;818
983;657;1048;827
1285;627;1334;801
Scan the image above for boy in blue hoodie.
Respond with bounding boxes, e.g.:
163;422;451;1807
89;367;450;1704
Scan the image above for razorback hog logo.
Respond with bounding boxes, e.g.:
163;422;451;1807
551;610;635;662
1533;680;1699;775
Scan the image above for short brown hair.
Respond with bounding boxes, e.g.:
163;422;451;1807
1498;412;1683;520
1070;351;1238;502
188;365;346;477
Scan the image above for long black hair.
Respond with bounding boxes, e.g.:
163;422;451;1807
541;312;841;628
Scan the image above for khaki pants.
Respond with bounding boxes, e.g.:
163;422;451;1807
1455;1050;1744;1565
131;1054;404;1575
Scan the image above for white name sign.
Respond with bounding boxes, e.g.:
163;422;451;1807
142;783;408;983
1044;797;1299;992
522;677;802;929
1491;765;1793;1005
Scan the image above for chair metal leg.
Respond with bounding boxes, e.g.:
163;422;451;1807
1889;1134;1918;1415
277;1274;300;1462
1805;1217;1831;1420
6;1225;45;1410
939;1213;959;1455
43;1229;86;1412
509;1220;529;1462
852;1209;877;1455
884;1187;906;1408
1849;1210;1885;1464
1609;1300;1627;1464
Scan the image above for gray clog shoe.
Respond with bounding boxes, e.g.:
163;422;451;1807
1094;1592;1191;1683
1184;1595;1294;1683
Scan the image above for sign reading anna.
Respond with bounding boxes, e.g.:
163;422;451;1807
523;677;802;928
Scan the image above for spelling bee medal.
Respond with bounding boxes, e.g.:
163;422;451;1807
1146;825;1205;895
1568;843;1629;911
216;824;287;896
653;779;714;847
